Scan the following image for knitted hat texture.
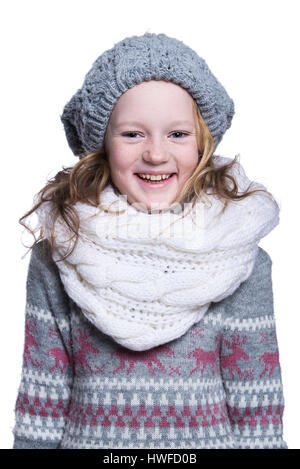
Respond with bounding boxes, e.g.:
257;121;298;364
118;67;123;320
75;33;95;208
61;32;235;158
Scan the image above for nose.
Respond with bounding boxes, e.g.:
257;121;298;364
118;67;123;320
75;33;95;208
142;138;170;165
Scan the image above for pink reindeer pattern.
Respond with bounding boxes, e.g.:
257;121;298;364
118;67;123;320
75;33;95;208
73;328;100;374
23;320;43;369
188;334;221;375
220;335;249;379
258;332;280;378
112;345;174;375
47;328;73;373
259;350;280;378
43;322;280;380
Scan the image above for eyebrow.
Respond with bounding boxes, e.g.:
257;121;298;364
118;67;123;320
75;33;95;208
115;120;194;128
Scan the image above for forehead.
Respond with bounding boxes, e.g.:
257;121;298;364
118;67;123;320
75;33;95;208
118;79;193;104
110;80;195;124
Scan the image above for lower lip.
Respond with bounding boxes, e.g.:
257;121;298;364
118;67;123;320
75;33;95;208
134;174;176;189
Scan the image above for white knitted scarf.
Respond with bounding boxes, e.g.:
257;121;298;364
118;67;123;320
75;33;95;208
36;156;279;351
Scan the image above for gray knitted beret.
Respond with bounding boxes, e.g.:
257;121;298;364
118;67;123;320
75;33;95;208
61;32;235;158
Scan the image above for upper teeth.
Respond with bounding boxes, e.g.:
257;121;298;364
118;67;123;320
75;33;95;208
138;174;172;180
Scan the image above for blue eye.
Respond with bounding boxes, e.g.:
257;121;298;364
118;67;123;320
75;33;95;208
123;132;140;138
122;131;189;139
171;131;188;138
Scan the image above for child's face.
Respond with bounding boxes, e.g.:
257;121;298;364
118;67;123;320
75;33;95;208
104;80;199;212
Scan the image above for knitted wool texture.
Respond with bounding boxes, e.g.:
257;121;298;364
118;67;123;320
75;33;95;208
61;32;235;158
12;242;288;449
35;157;280;351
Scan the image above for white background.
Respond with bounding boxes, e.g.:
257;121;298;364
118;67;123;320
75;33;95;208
1;0;299;449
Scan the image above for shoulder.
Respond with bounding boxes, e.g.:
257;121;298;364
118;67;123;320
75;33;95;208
26;239;70;310
245;246;273;291
254;245;272;268
28;239;59;281
235;246;272;294
221;246;275;320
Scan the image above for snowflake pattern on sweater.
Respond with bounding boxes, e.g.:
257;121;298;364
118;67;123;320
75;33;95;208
12;242;288;449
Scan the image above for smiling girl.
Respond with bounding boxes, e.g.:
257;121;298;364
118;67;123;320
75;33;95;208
104;80;199;212
12;32;287;449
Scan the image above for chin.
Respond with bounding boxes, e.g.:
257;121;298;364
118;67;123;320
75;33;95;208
124;185;177;211
142;197;175;213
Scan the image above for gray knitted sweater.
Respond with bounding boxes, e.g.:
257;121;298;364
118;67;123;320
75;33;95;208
12;241;287;449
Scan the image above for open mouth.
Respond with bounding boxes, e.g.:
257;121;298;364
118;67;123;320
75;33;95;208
134;173;176;187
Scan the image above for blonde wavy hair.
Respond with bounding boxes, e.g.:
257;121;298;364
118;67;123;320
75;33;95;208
19;99;278;262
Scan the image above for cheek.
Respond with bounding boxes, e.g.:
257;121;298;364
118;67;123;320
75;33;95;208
178;151;199;175
109;152;131;174
108;144;137;171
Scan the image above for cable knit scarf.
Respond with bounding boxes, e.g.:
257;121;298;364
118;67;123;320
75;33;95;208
36;157;279;351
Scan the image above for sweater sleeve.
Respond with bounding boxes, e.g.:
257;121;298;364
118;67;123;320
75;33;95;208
12;240;74;449
219;247;288;449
